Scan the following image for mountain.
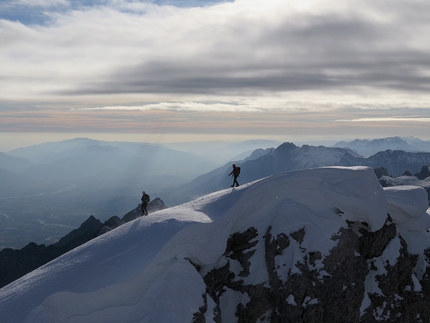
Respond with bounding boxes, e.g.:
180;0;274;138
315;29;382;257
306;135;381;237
165;142;430;205
11;138;217;181
402;137;430;152
0;153;32;173
0;138;221;248
334;136;422;156
364;150;430;177
7;138;281;172
3;137;430;250
1;167;430;322
5;138;100;163
0;198;166;289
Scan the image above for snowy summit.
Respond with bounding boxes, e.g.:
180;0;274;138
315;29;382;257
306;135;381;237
1;166;430;322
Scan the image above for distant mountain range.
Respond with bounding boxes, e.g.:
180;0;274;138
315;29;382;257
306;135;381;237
2;136;430;292
6;138;218;181
165;141;430;205
0;138;281;248
333;136;430;156
1;136;430;249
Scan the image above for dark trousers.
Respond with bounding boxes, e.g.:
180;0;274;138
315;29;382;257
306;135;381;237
232;175;239;187
141;203;148;215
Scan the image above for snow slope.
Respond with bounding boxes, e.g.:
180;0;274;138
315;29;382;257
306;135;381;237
0;166;429;322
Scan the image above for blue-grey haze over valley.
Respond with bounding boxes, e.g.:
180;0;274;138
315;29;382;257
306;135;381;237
1;135;430;250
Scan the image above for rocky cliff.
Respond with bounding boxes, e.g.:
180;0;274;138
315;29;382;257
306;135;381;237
190;216;430;322
186;169;430;322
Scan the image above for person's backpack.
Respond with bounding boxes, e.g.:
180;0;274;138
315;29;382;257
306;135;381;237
141;194;150;204
236;167;241;175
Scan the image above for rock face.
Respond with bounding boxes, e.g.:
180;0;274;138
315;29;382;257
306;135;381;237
186;169;430;322
190;217;430;323
367;151;430;177
415;166;430;180
0;198;166;289
374;167;390;178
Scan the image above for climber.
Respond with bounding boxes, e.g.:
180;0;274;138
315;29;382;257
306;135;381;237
141;191;150;216
229;164;241;187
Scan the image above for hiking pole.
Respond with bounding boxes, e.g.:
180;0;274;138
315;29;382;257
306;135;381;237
214;176;229;191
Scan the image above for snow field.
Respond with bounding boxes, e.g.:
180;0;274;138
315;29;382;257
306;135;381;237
1;166;429;322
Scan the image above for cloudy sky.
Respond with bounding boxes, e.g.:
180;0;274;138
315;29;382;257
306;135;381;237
1;0;430;149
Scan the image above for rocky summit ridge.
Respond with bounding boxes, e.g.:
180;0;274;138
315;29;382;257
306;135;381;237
1;167;430;323
188;167;430;322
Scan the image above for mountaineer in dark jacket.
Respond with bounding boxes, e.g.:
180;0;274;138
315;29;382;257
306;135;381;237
229;164;240;187
141;191;150;216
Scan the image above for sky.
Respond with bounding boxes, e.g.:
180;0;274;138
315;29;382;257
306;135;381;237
1;166;429;322
1;0;430;150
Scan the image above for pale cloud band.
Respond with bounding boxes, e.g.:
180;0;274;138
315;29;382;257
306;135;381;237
78;100;309;113
81;99;430;114
79;102;259;112
337;118;430;123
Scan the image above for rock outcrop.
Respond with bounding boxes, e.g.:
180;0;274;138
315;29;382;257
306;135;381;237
186;172;430;322
415;166;430;180
190;216;430;323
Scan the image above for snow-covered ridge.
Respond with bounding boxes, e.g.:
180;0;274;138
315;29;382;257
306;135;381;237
1;166;430;322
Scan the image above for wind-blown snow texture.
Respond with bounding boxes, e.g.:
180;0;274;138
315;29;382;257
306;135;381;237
1;166;430;322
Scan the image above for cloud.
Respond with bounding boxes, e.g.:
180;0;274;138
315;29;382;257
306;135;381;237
0;0;428;105
1;0;430;141
337;118;430;123
80;101;257;112
77;7;383;97
16;0;69;7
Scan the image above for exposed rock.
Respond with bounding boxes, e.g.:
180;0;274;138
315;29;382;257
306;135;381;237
374;167;390;178
415;165;430;180
54;215;103;248
121;197;166;222
191;217;430;322
104;215;123;228
148;197;167;213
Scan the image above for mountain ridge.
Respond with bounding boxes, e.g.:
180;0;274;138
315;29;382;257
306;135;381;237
334;136;430;156
1;167;430;322
165;142;430;205
3;137;430;249
0;198;166;289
